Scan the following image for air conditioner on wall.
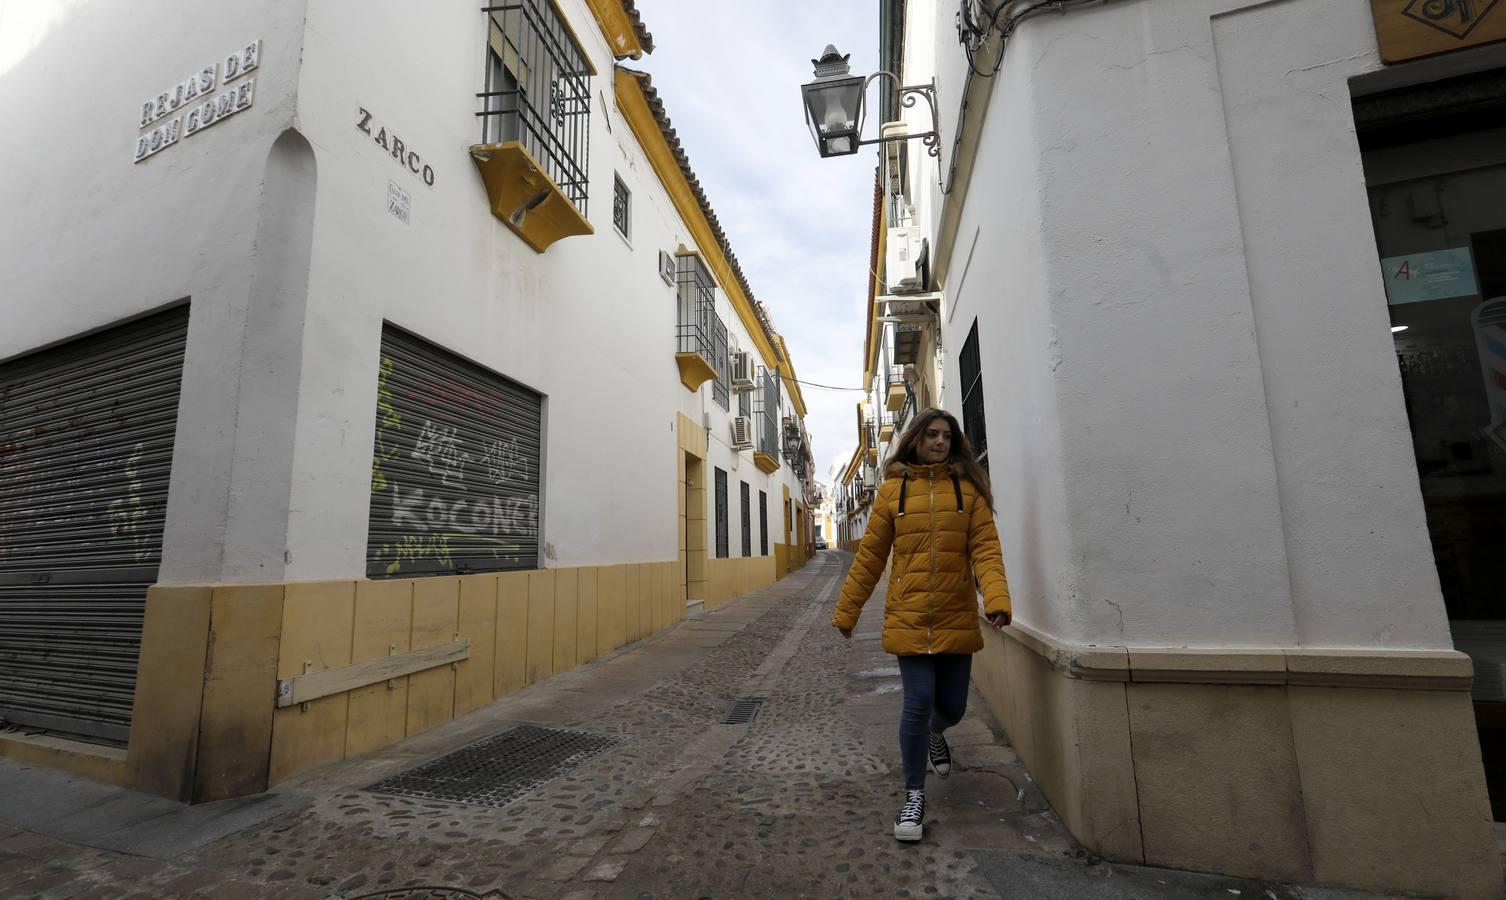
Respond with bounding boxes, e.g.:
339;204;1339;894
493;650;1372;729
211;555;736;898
732;415;754;450
886;226;925;294
731;350;755;391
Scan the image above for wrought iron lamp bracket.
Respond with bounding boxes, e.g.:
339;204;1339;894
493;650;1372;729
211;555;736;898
855;72;941;158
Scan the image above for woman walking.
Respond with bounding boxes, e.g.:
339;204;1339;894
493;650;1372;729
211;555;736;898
833;408;1012;841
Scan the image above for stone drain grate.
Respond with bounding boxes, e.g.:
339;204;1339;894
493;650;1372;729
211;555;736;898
366;723;626;809
722;697;765;724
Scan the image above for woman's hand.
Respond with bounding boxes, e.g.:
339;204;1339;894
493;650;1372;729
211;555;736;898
986;611;1010;630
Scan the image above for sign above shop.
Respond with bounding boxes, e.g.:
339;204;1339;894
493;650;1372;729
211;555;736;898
1370;0;1506;64
1381;247;1480;304
134;40;260;163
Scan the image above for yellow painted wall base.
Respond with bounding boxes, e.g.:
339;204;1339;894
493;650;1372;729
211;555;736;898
123;561;685;803
971;624;1501;899
704;555;778;608
0;731;127;787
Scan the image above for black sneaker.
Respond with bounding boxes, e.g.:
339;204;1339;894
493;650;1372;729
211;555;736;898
894;789;925;841
927;731;952;777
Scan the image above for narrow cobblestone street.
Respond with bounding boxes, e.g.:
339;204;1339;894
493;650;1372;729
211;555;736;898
3;554;1399;899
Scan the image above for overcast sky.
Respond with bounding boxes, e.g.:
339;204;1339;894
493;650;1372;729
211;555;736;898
636;1;879;487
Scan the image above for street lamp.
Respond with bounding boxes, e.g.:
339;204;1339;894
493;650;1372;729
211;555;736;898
800;45;940;160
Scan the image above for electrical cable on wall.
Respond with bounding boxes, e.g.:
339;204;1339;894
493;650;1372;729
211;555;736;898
958;0;1111;78
946;0;1116;191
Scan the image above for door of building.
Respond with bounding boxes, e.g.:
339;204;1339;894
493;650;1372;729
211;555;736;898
0;306;189;744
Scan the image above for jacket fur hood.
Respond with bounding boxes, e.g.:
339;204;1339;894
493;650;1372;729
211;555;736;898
883;459;968;479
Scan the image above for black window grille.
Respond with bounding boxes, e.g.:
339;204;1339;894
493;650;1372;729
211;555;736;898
612;173;629;237
711;316;729;410
740;481;751;557
714;467;729;559
959;319;988;471
480;1;591;214
738;382;750;417
759;490;768;555
676;253;721;364
754;366;780;457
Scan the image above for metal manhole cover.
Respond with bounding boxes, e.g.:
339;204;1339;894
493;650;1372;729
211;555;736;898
722;697;765;724
366;724;625;809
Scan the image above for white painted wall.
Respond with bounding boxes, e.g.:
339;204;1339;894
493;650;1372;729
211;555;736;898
924;0;1469;649
2;0;810;584
0;0;310;583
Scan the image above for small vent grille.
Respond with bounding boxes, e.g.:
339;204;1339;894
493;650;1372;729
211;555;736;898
722;697;765;725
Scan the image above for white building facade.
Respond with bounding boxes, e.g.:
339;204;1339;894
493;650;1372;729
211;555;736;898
847;0;1506;895
0;0;813;802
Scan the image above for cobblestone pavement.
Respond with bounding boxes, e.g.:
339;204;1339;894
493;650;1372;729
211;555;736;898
2;553;1407;899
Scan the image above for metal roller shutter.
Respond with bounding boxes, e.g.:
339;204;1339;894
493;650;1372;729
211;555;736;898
0;306;189;744
367;325;543;578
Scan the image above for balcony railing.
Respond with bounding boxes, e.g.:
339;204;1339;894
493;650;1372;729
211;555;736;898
479;1;591;214
756;367;780;460
674;253;721;392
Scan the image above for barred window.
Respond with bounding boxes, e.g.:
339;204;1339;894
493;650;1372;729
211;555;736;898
612;174;629;238
959;318;988;471
759;490;768;555
714;467;729;559
740;481;751;557
754;366;780;457
711;315;729;410
481;1;591;213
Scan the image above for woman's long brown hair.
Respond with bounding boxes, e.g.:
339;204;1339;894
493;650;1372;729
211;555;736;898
884;408;995;510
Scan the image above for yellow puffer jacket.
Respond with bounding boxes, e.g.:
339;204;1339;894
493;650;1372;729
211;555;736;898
834;461;1011;656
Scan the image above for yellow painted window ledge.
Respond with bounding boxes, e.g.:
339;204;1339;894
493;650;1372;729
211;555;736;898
675;352;717;392
885;383;906;412
753;451;780;474
469;142;593;253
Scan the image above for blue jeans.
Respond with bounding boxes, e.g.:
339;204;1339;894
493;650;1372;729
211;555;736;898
896;653;973;790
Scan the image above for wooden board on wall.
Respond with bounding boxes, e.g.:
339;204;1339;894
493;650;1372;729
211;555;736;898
496;571;529;697
456;574;499;717
525;570;556;685
1370;0;1506;63
577;567;599;664
269;581;355;786
553;568;579;673
346;580;413;758
126;586;212;802
637;564;652;641
406;578;459;737
194;585;285;802
599;565;626;654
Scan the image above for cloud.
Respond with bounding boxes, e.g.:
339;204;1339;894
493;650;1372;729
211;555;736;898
637;1;878;485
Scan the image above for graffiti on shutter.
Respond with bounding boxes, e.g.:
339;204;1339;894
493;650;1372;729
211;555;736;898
367;325;543;577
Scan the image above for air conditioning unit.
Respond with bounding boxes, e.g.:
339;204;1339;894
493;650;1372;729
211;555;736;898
885;225;925;294
730;350;756;391
732;415;754;450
